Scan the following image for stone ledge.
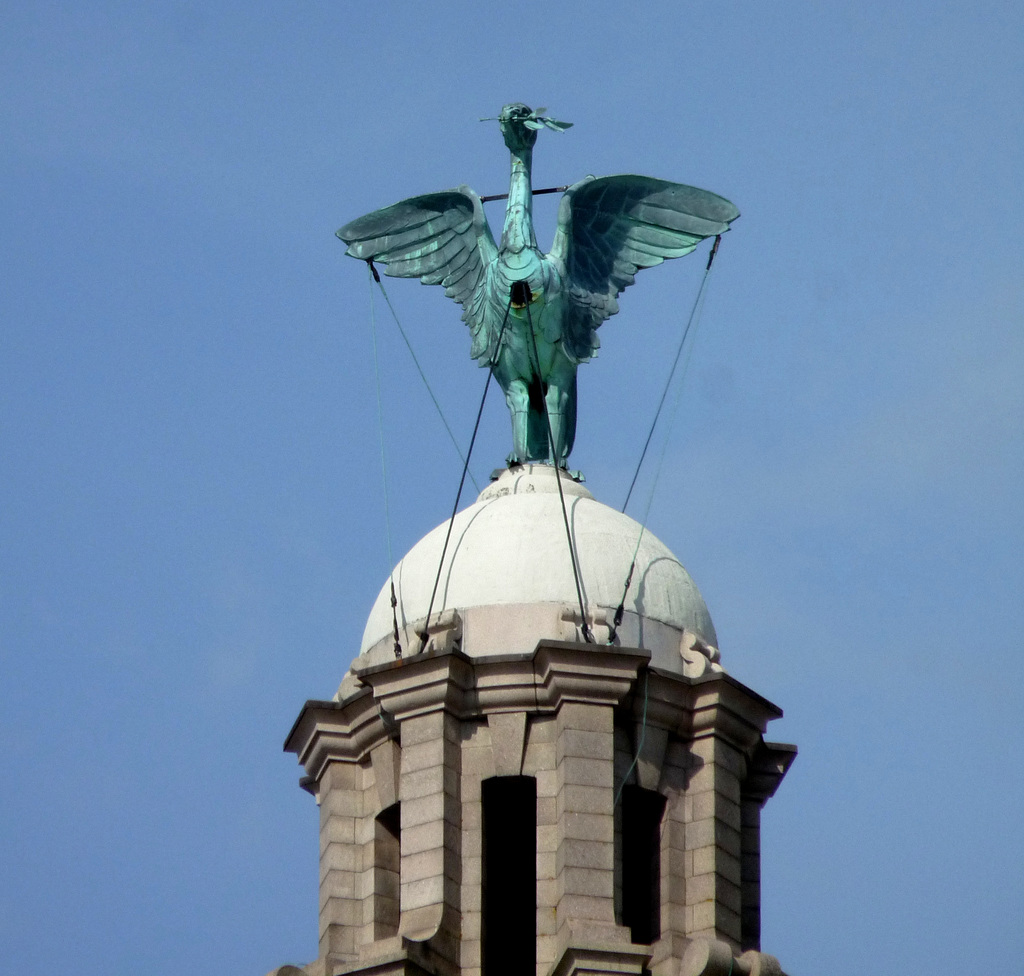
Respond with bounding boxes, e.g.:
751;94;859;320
336;934;455;976
548;941;652;976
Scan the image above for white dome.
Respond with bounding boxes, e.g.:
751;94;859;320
353;466;719;678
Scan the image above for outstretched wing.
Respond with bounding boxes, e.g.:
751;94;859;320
338;186;497;342
548;175;739;359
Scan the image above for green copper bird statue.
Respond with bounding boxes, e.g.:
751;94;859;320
338;103;739;466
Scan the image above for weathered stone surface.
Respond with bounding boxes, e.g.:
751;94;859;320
550;941;651;976
680;938;789;976
282;642;794;976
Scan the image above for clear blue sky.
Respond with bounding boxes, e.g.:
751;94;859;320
2;3;1021;974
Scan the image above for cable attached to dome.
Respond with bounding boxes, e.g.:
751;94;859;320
620;235;721;515
417;292;517;654
366;264;403;659
366;260;480;493
607;236;722;646
523;289;594;644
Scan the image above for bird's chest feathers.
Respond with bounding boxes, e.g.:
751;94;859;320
497;244;543;283
494;245;561;295
485;260;566;373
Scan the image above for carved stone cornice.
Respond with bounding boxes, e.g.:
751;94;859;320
352;641;650;724
533;640;649;708
285;687;395;783
684;672;784;755
284;643;792;792
354;648;477;721
744;741;798;806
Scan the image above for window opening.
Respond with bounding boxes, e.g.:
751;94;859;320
373;803;401;938
622;785;666;944
482;776;536;976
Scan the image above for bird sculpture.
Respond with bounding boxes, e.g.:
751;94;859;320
338;103;739;466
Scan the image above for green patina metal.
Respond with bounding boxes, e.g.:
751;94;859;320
338;104;738;466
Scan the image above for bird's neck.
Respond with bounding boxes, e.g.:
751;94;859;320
500;147;537;255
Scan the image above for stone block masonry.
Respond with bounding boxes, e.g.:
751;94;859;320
283;642;794;976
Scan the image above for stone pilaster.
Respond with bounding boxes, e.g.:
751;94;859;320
457;719;492;976
319;760;364;963
684;734;744;945
554;701;620;947
525;716;559;974
654;740;694;976
739;742;797;952
397;712;461;961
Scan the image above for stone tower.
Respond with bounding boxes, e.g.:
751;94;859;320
277;465;795;976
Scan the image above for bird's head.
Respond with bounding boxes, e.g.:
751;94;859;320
487;103;573;152
498;103;538;151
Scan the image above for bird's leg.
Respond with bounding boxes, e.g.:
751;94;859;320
543;371;578;465
503;378;532;464
526;379;550;462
